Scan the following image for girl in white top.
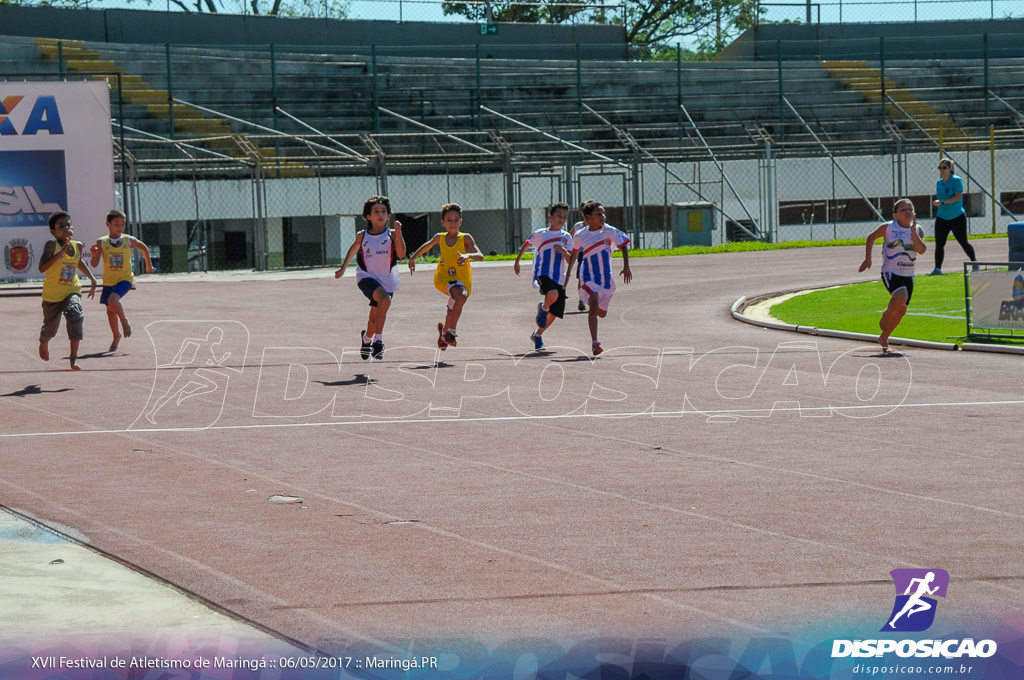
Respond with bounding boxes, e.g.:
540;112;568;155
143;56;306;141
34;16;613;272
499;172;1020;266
335;196;406;360
858;198;926;353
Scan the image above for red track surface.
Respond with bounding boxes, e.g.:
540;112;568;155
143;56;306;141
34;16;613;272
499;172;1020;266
2;240;1022;654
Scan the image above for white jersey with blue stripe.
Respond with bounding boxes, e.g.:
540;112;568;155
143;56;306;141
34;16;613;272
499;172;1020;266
572;225;630;291
525;228;573;286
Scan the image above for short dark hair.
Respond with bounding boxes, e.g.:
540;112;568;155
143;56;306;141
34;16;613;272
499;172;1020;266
48;210;70;230
362;195;392;219
106;209;126;222
548;202;570;215
893;198;915;213
441;202;462;219
581;200;604;216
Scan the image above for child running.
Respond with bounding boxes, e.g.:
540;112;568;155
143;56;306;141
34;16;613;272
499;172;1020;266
335;195;406;360
89;209;154;352
407;202;483;350
513;201;573;350
571;199;632;356
858;197;926;353
38;211;98;370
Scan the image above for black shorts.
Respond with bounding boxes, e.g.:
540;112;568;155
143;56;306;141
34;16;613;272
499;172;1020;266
882;272;914;304
537;275;567;319
357;277;391;307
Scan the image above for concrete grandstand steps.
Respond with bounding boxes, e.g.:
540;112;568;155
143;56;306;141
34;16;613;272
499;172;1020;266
0;34;56;74
822;59;972;139
29;37;315;178
80;42;369;76
11;33;1013;169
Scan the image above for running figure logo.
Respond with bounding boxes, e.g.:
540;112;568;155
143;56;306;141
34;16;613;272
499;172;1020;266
130;320;249;430
881;568;950;632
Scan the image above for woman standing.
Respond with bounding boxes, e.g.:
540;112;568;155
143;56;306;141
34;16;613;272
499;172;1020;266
931;157;976;275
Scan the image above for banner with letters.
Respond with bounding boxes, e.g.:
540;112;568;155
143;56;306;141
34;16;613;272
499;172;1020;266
1;81;114;279
970;268;1024;330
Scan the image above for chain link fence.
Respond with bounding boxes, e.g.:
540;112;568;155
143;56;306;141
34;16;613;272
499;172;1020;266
130;0;1023;29
98;39;1024;272
8;21;1024;274
117;134;1024;274
758;0;1023;25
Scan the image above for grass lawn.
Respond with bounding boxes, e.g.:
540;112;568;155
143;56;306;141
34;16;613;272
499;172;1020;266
423;232;1020;347
771;271;1024;346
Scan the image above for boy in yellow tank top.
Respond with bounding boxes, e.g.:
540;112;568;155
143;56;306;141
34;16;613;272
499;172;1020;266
406;203;484;349
89;210;154;351
38;211;98;370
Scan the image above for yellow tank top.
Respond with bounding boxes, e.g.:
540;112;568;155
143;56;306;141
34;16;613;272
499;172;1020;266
98;235;134;286
42;239;82;302
433;232;473;296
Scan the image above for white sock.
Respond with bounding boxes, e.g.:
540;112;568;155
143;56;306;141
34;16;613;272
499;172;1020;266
373;334;382;342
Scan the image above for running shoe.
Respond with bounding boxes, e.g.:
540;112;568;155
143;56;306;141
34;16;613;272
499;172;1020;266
360;332;372;360
530;331;545;351
578;300;586;311
443;329;458;347
592;341;603;356
535;302;548;329
371;341;384;360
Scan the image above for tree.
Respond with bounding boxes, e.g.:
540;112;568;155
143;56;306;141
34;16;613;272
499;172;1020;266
442;0;760;53
268;0;348;18
441;0;588;24
624;0;759;48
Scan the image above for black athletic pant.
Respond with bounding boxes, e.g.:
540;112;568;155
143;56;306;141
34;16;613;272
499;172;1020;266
934;213;976;269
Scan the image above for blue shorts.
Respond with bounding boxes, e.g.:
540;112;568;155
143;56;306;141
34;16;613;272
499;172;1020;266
357;277;391;307
100;280;133;305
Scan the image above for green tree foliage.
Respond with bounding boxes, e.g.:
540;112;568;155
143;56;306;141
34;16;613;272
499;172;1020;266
274;0;348;18
627;0;759;48
442;0;589;23
443;0;760;55
177;0;349;15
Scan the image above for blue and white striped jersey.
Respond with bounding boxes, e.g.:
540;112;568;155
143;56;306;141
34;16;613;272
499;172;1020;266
572;225;630;291
525;228;573;286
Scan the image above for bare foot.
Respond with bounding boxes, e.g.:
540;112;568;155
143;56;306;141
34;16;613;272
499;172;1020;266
39;342;49;361
123;321;132;338
109;334;121;352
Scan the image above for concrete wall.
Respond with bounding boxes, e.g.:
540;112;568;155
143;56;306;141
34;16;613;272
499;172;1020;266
0;4;627;60
721;18;1024;61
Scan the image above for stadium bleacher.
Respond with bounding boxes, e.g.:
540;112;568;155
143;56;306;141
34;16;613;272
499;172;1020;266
6;31;1024;180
